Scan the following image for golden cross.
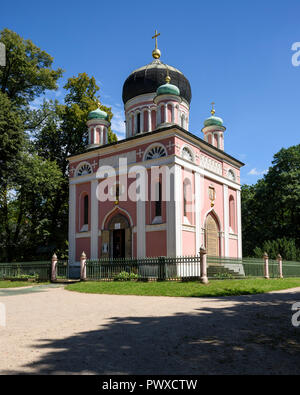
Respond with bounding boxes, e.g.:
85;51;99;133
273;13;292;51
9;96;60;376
152;29;160;49
211;101;215;116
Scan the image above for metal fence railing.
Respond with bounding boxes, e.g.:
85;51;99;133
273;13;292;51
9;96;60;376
0;261;51;281
86;256;202;281
56;260;69;279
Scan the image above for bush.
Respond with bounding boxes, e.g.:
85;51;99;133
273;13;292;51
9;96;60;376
253;238;300;261
114;271;139;281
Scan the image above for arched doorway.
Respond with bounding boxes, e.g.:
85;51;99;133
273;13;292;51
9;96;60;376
102;213;132;258
205;213;220;256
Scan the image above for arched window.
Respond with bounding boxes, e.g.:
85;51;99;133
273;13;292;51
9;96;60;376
145;144;167;160
229;195;235;232
155;182;162;217
76;162;92;177
136;113;141;134
83;195;89;225
183;179;192;223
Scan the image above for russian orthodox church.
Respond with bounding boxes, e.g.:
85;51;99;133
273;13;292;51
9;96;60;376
67;32;244;264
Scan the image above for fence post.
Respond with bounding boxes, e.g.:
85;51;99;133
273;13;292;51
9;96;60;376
277;254;283;279
158;257;166;281
263;252;269;279
80;251;87;281
200;247;209;284
51;253;57;282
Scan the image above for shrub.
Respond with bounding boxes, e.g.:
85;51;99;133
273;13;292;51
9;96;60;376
253;238;300;261
114;271;139;281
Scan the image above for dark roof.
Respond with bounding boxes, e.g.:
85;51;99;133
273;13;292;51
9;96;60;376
68;125;245;168
122;61;192;104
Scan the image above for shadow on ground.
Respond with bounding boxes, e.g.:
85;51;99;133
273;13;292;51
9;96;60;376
5;291;300;375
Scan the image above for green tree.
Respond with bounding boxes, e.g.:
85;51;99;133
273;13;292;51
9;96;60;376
242;144;300;258
0;28;63;106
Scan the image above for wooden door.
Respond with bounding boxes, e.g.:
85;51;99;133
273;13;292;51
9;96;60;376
113;229;125;258
205;214;220;257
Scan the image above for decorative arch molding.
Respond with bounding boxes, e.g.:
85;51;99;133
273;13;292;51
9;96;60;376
227;169;236;181
75;161;93;177
202;208;222;233
181;145;194;162
102;206;134;230
143;142;167;161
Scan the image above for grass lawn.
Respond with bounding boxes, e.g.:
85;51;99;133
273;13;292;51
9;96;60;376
0;280;49;289
65;278;300;298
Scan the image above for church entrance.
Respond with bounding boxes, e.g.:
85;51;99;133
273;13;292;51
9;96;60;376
112;229;125;258
205;213;220;257
102;212;132;258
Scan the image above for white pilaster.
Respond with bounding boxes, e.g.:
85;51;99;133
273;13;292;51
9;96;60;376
157;106;161;125
140;110;144;133
137;196;146;258
174;164;182;256
237;189;242;258
164;104;168;123
223;184;229;257
91;180;99;260
68;184;76;264
171;104;175;123
195;172;201;254
147;109;151;132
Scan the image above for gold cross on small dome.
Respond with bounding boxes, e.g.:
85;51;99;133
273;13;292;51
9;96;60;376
152;29;161;59
211;101;216;116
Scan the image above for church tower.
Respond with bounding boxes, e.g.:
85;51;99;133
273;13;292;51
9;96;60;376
86;104;110;149
202;103;226;151
122;30;191;137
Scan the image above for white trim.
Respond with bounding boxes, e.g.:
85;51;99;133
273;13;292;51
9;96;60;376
237;190;242;258
174;164;182;256
101;206;134;229
195;172;201;253
68;184;76;264
146;223;167;232
182;224;196;233
90;180;98;260
76;232;91;238
223;184;229;257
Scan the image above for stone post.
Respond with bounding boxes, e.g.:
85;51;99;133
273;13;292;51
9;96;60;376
51;253;57;282
80;251;87;281
263;252;269;279
277;254;283;279
200;246;209;284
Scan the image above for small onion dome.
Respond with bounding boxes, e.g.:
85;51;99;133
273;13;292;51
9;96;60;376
156;82;180;97
88;107;108;121
204;115;224;127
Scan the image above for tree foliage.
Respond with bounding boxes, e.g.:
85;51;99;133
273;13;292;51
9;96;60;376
0;29;117;262
242;144;300;260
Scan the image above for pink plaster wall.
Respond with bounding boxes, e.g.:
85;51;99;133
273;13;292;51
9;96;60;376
146;231;167;257
182;231;196;256
76;238;90;261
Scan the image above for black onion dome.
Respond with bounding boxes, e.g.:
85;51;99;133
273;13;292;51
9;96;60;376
122;60;192;104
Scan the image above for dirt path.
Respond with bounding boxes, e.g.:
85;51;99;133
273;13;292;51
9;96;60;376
1;285;300;375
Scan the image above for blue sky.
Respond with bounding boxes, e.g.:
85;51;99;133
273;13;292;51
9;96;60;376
1;0;300;185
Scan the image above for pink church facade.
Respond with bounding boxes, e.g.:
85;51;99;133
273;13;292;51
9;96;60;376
67;48;244;264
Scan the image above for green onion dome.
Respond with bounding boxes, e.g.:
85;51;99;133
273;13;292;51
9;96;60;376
88;107;108;121
204;115;223;127
156;82;180;97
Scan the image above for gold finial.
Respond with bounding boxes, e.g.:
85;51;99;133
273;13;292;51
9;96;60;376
97;100;101;109
211;101;216;116
165;75;171;83
152;29;161;59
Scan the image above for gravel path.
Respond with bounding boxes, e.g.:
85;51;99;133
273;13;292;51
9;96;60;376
1;285;300;375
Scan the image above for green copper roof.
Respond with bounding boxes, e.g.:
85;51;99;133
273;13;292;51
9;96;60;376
88;108;108;120
156;83;180;97
204;115;224;127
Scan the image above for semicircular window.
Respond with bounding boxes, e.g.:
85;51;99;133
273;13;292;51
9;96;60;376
77;163;92;176
227;169;236;181
182;146;193;162
145;145;167;160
